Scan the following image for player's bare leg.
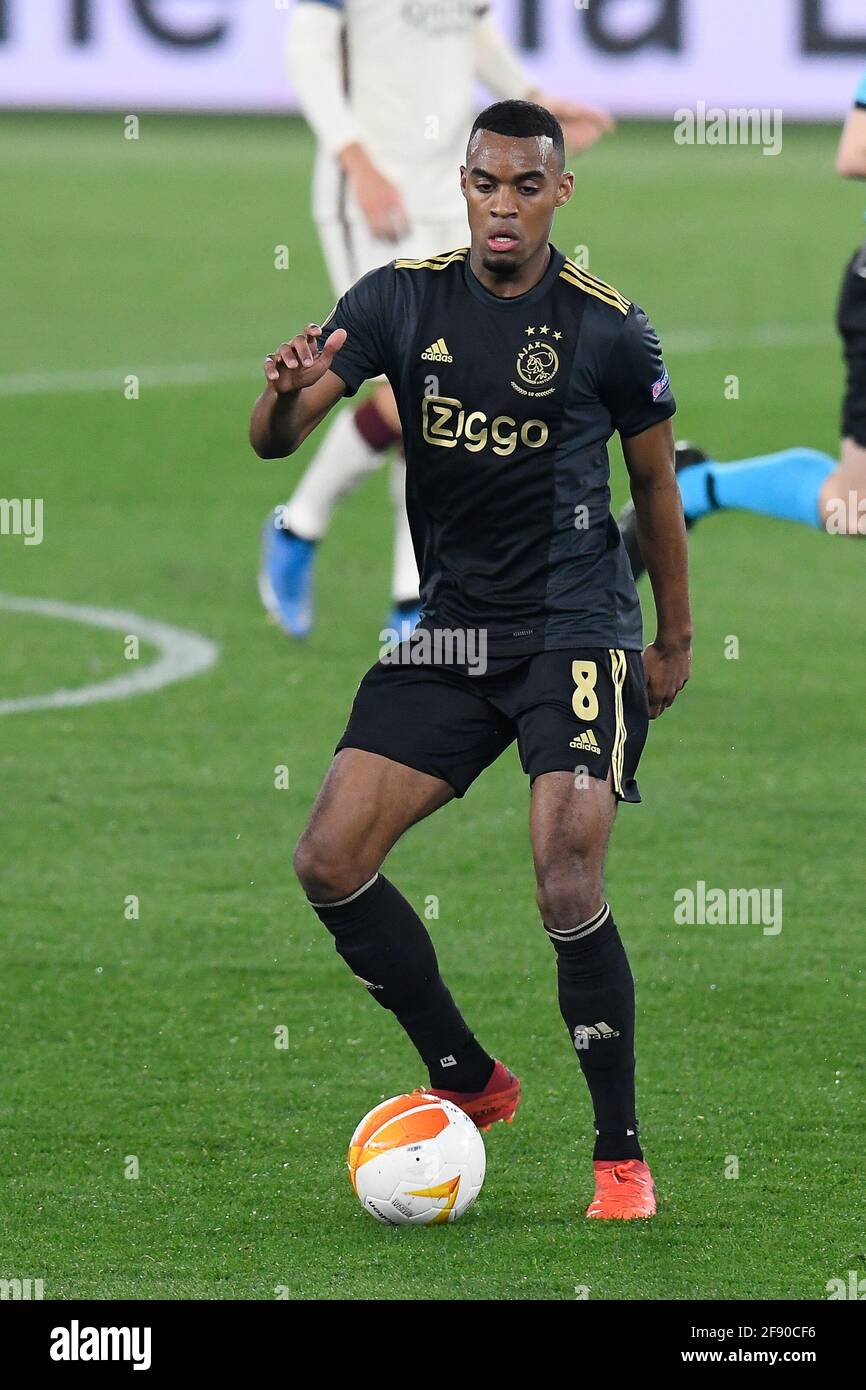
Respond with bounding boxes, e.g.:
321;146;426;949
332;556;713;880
293;750;510;1101
819;436;866;535
531;769;617;927
530;770;656;1219
294;747;451;902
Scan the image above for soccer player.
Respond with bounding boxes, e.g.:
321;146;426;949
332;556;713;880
250;102;692;1219
619;73;866;580
260;0;614;637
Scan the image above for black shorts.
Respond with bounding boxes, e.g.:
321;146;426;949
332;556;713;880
335;645;650;802
836;241;866;445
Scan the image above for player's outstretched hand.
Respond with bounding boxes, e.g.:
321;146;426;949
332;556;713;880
535;93;615;154
263;325;347;394
341;143;411;241
642;638;691;719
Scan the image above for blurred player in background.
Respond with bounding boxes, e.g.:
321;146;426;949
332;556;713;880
259;0;614;637
620;70;866;580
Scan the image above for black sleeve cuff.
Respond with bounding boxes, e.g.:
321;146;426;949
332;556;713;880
327;367;358;399
618;399;677;439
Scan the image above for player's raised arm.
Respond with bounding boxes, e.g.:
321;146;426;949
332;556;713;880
621;419;692;718
249;324;347;459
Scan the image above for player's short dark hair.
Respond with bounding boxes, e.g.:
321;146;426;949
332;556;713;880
468;100;565;167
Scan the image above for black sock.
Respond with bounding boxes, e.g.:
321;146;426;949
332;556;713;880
545;903;643;1162
311;873;494;1092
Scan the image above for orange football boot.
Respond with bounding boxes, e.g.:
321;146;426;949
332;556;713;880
586;1159;657;1219
423;1059;521;1131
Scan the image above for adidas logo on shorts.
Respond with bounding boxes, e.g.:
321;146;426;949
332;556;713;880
570;727;601;754
421;337;453;362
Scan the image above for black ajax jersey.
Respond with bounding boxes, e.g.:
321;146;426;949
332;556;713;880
322;244;676;655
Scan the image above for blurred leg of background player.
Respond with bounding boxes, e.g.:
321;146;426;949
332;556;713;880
619;439;838;583
670;243;866;539
619;245;866;581
259;217;466;639
620;98;866;579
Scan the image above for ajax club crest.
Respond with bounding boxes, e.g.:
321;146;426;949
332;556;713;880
513;326;562;397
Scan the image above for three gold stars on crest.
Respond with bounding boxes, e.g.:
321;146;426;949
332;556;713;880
525;324;563;340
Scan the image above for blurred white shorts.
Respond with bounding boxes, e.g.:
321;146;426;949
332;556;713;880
318;214;469;298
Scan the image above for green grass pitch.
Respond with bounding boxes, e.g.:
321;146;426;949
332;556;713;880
0;113;862;1300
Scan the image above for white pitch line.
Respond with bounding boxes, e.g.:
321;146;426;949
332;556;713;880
0;359;254;397
0;325;838;398
664;323;835;353
0;594;219;716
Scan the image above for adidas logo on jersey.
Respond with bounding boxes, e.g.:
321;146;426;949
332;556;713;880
421;337;453;362
570;728;601;754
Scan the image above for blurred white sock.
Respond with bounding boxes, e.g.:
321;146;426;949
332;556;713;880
282;408;385;541
390;455;420;604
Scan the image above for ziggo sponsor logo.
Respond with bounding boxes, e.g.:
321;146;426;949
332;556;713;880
422;395;549;456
